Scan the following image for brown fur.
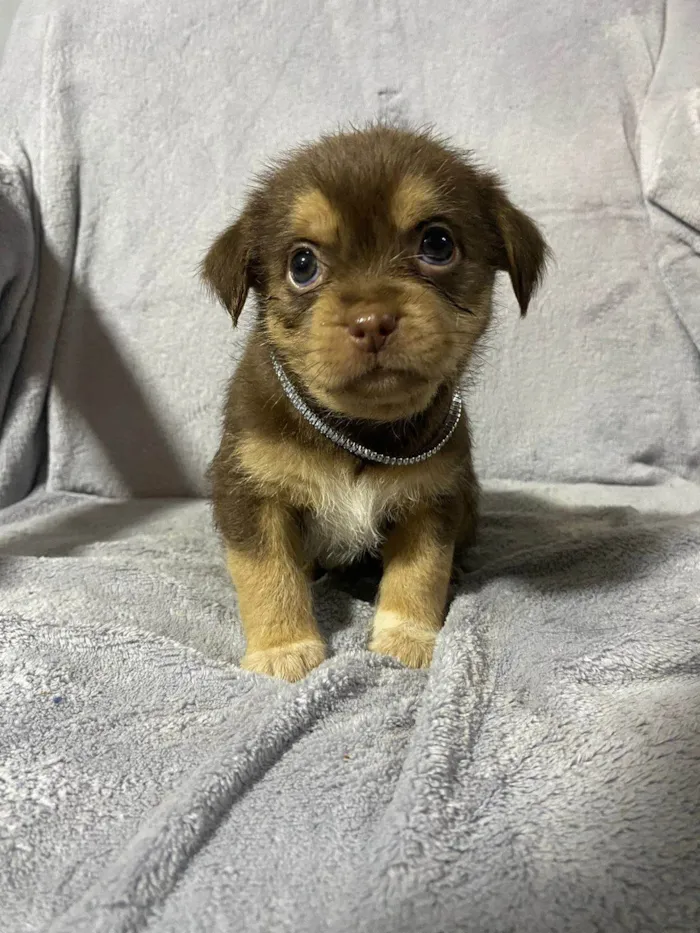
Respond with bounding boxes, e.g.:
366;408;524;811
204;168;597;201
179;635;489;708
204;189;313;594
203;125;548;680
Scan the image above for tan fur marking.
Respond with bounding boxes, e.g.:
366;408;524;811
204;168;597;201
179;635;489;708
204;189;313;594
391;175;438;231
369;506;454;668
291;189;341;245
236;430;459;506
269;276;489;423
225;500;324;681
235;429;462;567
370;612;439;669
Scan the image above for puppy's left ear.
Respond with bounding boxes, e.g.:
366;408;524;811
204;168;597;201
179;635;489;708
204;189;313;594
201;214;256;325
489;186;549;316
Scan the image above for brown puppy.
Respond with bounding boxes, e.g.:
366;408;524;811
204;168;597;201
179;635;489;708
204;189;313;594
203;125;547;681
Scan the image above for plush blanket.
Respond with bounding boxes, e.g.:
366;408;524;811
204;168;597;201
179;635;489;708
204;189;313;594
1;484;700;932
1;0;699;929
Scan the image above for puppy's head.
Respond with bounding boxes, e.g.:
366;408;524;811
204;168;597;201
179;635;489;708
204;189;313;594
203;126;547;422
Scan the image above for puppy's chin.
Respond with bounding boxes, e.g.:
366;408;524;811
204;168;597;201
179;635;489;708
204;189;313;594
309;370;440;422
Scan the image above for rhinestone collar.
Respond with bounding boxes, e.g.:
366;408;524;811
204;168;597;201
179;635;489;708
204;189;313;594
270;352;462;466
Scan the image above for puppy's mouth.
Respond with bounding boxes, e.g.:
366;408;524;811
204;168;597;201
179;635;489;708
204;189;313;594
314;358;438;421
346;364;424;394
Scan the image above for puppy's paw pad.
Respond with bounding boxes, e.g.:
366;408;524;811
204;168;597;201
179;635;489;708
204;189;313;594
241;640;326;682
369;625;436;669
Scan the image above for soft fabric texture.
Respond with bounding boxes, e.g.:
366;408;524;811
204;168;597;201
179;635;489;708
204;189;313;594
1;1;699;931
2;484;700;933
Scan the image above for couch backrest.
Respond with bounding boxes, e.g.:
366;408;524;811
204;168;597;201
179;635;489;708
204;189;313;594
1;0;698;499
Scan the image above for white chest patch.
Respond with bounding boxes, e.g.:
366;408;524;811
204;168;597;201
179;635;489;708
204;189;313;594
302;473;398;567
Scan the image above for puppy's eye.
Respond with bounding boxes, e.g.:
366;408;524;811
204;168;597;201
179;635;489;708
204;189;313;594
419;225;456;266
288;247;321;289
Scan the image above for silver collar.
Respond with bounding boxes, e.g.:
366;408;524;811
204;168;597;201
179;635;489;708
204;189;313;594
270;353;462;467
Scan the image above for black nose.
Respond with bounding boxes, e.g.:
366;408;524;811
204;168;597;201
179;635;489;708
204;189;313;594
347;312;398;353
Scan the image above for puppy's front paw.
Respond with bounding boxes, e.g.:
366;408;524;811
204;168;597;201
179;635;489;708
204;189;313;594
241;639;326;682
369;615;437;669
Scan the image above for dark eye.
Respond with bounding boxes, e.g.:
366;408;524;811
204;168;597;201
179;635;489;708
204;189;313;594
288;247;321;288
419;225;456;266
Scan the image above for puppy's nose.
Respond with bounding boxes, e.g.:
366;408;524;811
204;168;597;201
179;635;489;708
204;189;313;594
347;312;397;353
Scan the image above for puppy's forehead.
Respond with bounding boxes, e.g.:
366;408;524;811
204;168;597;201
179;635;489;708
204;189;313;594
289;173;440;248
270;128;488;253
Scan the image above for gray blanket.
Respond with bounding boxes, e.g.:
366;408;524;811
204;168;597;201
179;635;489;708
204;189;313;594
2;484;700;932
1;0;700;930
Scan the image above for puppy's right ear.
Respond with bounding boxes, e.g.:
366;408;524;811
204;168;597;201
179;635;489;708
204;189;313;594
201;216;255;325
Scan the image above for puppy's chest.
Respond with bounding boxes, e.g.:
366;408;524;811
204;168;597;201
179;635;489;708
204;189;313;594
301;472;400;567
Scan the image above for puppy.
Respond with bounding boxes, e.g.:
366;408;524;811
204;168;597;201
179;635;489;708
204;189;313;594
203;125;547;681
